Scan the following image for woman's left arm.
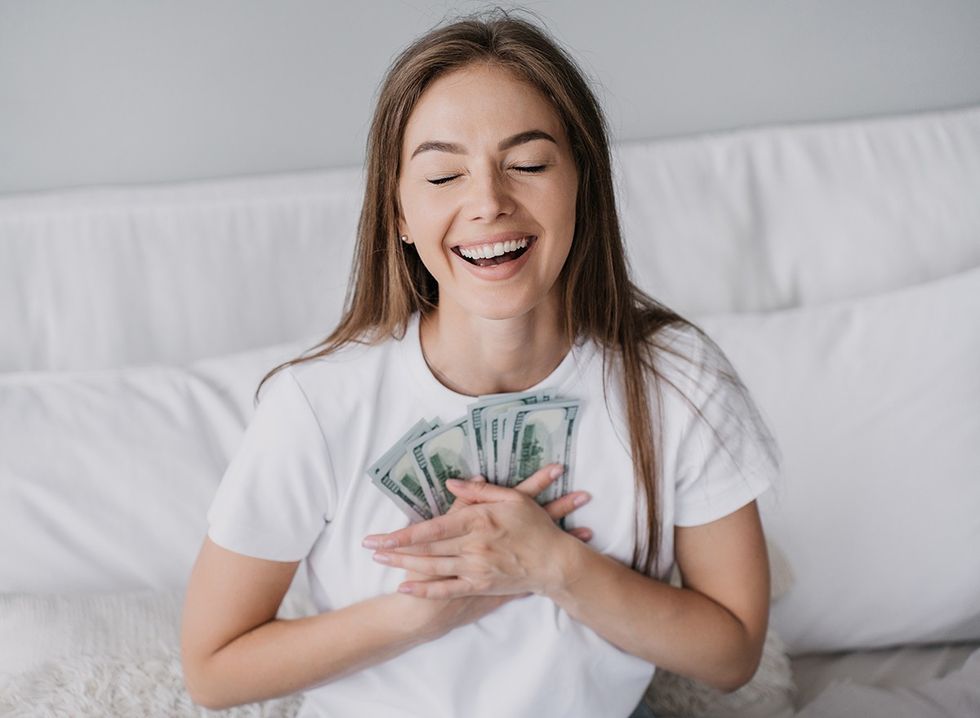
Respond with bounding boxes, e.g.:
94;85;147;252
363;481;769;694
551;500;770;694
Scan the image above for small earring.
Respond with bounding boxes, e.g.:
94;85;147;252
399;235;409;243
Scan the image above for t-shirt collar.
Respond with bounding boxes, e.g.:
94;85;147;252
397;311;592;405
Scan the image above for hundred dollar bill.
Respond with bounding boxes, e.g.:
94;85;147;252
406;416;477;516
367;419;439;523
466;390;553;483
367;419;433;480
370;463;431;523
498;400;580;510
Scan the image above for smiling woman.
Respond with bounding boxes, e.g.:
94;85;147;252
180;7;780;718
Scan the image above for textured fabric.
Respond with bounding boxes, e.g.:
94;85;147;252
794;646;980;718
792;641;980;711
0;589;306;717
206;313;777;718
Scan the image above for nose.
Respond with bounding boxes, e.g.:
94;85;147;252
465;166;516;222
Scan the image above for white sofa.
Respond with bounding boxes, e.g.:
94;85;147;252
2;103;979;717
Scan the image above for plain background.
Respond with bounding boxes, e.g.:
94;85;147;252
1;0;979;195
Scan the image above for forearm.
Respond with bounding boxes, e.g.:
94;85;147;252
546;536;755;692
189;593;437;710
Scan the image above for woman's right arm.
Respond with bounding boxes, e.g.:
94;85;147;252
181;465;590;710
181;536;455;710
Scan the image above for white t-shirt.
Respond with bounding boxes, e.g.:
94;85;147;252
206;312;778;718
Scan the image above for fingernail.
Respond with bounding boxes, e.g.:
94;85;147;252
373;553;391;563
382;538;398;549
573;492;590;507
362;538;380;549
446;479;462;488
398;585;414;594
549;466;564;480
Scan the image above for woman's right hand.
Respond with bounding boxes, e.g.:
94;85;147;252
400;463;592;639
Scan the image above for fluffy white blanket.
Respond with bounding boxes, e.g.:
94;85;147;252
0;651;303;718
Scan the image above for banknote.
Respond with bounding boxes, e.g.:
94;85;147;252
406;416;477;516
366;390;579;524
368;419;439;523
497;400;580;507
466;390;553;483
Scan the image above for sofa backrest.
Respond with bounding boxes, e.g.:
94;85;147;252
2;105;978;372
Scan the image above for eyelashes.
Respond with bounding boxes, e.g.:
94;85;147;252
427;165;547;186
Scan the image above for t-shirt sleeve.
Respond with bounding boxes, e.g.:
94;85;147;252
206;367;337;561
669;329;781;527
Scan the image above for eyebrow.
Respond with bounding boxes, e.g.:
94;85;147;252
409;129;558;160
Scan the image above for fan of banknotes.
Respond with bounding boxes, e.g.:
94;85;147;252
367;389;580;526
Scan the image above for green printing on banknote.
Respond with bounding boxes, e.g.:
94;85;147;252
518;422;545;483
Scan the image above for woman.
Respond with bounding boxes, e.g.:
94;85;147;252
181;9;779;718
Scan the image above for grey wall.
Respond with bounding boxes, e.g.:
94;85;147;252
2;0;979;196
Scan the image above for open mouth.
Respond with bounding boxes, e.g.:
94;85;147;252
451;236;537;267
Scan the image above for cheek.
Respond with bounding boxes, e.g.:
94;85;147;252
547;185;578;266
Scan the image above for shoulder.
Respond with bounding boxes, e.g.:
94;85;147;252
263;330;413;431
276;333;396;392
650;321;740;406
654;321;782;480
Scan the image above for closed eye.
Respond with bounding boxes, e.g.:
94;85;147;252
428;175;458;186
427;165;548;186
514;164;547;174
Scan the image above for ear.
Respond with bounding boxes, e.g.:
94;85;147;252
395;207;413;245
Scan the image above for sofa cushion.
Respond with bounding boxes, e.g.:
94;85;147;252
695;264;980;653
0;338;312;593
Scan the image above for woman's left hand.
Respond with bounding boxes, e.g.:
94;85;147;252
362;473;590;599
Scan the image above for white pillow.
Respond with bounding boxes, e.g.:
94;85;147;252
0;338;313;593
695;263;980;653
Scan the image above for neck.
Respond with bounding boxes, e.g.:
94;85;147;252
419;296;571;397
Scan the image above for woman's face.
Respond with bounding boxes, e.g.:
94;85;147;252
397;63;578;321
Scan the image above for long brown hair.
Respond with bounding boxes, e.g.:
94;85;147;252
255;7;762;578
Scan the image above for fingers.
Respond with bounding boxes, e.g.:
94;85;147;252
543;489;591;522
510;463;592;526
373;551;459;577
513;463;565;498
363;511;471;549
397;577;473;599
567;527;593;542
382;536;463;557
446;474;485;513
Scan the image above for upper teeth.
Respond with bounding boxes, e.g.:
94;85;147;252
458;236;531;259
